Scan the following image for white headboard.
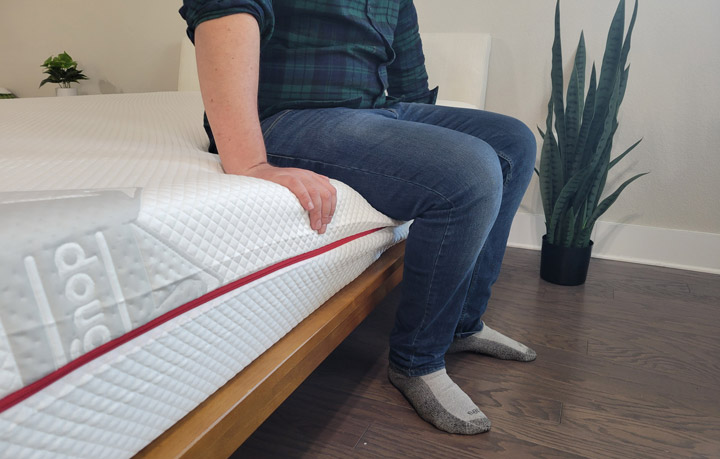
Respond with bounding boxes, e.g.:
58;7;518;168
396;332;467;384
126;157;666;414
178;38;201;92
178;33;492;109
421;33;492;109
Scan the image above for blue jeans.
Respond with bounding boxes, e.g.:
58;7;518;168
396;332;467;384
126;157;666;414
260;103;536;376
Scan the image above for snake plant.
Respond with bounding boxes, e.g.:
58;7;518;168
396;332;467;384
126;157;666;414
538;0;647;248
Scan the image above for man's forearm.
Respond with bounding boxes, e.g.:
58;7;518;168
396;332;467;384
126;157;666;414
195;13;266;174
192;13;337;234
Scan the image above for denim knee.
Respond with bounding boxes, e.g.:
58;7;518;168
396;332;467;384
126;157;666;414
503;119;538;184
444;139;504;221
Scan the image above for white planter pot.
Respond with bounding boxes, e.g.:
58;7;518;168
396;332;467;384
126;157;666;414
56;87;78;97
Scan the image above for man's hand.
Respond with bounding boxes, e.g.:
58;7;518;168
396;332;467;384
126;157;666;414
242;162;337;234
195;14;336;234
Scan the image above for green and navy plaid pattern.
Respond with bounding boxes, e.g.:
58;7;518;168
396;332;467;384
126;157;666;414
180;0;436;122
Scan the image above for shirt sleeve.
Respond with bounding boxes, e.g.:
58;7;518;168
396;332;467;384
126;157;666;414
387;0;438;104
179;0;275;46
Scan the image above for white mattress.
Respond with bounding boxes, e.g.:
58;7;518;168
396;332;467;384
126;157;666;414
0;92;407;457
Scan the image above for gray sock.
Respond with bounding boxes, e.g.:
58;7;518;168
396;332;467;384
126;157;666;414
448;323;537;361
388;367;491;435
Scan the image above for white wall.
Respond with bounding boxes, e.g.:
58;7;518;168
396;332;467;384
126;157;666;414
1;0;718;265
0;0;186;97
415;0;720;238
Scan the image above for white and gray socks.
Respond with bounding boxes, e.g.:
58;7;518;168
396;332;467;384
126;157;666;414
388;367;491;435
389;325;535;434
447;323;537;362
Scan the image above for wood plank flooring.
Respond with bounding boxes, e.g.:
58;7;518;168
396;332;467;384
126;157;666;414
233;248;720;458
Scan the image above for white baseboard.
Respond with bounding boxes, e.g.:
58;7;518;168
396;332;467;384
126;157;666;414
507;212;720;275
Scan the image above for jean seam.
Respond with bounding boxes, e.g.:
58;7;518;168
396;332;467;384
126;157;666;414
407;204;453;371
266;153;455;206
455;304;470;338
495;149;514;185
262;109;294;141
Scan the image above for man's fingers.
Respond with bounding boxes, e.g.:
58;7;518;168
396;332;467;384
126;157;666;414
307;187;324;231
244;164;336;234
319;181;336;227
317;191;330;235
328;181;337;222
285;178;308;208
290;182;321;231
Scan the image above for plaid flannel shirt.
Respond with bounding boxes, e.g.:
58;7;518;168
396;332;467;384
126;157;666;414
180;0;437;122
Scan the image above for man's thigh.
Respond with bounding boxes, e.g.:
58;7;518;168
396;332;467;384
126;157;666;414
260;107;501;221
395;102;537;186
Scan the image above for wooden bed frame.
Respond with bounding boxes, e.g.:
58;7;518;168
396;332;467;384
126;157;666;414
136;241;405;458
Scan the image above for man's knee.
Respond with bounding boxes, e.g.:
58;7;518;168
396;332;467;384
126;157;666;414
444;140;504;214
503;118;538;180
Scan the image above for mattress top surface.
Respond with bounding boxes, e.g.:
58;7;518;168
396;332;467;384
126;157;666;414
0;92;402;399
0;92;217;190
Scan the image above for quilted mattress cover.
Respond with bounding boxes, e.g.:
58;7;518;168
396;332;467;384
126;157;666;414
0;92;407;457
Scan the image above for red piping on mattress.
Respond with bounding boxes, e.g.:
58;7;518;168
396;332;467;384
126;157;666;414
0;227;386;414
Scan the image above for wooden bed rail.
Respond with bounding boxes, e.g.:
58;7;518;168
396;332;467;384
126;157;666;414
136;241;405;458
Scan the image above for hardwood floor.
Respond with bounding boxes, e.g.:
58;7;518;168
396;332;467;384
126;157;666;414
233;248;720;458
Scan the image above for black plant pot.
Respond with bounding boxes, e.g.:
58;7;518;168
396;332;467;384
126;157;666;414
540;236;594;286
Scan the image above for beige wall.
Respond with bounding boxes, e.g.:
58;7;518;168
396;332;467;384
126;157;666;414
0;0;186;97
415;0;720;235
1;0;718;236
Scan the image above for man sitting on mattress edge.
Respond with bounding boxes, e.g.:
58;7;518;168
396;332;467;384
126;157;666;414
179;0;537;435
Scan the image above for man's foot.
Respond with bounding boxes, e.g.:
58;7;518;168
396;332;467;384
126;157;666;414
388;367;491;435
448;323;537;361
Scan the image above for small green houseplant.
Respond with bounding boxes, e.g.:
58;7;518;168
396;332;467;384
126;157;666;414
537;0;647;285
40;52;88;96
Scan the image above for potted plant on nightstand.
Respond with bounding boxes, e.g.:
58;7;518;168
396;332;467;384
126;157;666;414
39;51;88;96
536;0;647;286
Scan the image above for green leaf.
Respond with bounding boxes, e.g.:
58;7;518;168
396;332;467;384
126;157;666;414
564;32;586;174
609;138;642;170
547;166;592;245
551;0;566;160
63;67;88;83
540;130;563;237
575;31;586;117
562;207;577;248
573;64;597;174
569;70;619;218
586;172;648;230
593;66;624;168
539;96;563;232
586;0;626;159
586;161;609;215
574;200;590;247
573;226;593;248
57;51;77;68
620;0;639;71
616;66;630;117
